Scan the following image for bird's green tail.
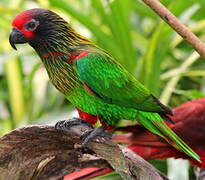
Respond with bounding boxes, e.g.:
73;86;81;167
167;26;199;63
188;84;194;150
137;111;200;162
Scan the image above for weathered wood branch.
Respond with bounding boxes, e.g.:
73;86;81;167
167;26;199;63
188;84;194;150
0;119;168;180
141;0;205;59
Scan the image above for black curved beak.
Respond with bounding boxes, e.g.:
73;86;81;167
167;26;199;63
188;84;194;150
9;28;28;50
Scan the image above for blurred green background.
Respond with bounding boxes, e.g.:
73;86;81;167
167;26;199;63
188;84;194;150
0;0;205;179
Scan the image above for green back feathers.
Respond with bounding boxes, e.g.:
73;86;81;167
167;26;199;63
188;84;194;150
76;53;168;112
75;53;149;104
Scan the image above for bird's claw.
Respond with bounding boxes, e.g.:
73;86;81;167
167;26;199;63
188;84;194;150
80;126;111;146
55;118;111;147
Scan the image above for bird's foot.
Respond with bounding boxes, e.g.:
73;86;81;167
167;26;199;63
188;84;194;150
55;118;93;132
55;118;111;146
81;126;111;146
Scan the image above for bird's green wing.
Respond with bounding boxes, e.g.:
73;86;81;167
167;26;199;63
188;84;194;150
75;52;170;114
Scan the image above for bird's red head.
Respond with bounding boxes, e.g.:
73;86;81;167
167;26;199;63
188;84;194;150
9;8;61;50
12;9;37;40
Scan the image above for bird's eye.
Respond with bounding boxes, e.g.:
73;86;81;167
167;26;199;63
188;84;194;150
24;19;39;31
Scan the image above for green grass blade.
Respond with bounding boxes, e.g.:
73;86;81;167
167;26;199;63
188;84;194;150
5;58;25;127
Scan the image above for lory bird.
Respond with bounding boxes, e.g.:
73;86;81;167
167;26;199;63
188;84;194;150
9;8;199;161
64;98;205;180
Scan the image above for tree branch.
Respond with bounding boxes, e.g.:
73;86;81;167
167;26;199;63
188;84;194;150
141;0;205;59
0;119;168;180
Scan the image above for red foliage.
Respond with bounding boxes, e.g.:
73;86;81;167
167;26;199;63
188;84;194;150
64;168;112;180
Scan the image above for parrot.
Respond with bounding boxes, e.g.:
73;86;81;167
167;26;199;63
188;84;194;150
9;8;200;162
64;98;205;180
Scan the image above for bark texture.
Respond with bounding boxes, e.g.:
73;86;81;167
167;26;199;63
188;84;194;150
0;119;168;180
